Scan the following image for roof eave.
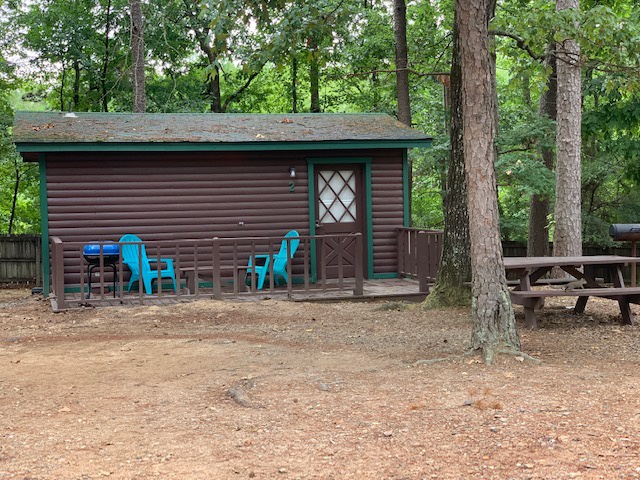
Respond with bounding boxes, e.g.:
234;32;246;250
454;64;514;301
16;139;433;155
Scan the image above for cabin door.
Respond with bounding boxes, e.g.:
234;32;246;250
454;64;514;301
314;164;367;279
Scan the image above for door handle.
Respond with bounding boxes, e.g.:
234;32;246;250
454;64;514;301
315;221;321;228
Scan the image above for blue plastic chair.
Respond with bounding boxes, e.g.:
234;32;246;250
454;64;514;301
247;230;300;290
119;234;177;295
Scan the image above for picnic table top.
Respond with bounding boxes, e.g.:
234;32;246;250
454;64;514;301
503;255;639;270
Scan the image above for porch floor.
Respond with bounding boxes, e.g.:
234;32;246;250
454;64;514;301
57;278;428;310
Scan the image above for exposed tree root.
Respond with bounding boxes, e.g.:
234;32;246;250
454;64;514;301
414;348;541;367
465;347;542;365
413;356;458;366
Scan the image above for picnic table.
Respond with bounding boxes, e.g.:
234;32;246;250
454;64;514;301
504;255;640;328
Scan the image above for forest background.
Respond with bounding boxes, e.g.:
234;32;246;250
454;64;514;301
1;0;639;245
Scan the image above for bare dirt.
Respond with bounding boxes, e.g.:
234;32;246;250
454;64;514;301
1;287;640;480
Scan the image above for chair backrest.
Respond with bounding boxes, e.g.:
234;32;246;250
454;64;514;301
119;234;150;274
274;230;300;268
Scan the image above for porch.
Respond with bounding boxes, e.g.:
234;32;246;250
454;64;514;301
48;229;443;311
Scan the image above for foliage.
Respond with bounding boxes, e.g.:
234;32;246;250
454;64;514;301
0;0;639;242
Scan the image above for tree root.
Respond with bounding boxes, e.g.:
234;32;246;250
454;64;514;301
496;348;542;365
414;349;541;367
413;356;458;366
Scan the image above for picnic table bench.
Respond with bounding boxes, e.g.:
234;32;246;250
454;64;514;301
504;255;640;328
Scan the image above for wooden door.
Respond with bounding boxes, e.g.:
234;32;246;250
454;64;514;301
314;165;366;278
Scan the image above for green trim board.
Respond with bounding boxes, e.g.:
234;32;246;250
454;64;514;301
17;139;433;155
307;162;317;282
307;157;374;279
372;273;399;280
402;149;410;227
39;154;50;297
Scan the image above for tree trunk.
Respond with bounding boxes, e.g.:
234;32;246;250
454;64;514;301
72;59;81;110
457;0;520;363
130;0;146;113
527;47;557;257
553;0;582;259
309;37;320;113
59;67;66;112
8;161;20;235
100;0;113;112
210;65;222;113
393;0;411;127
423;11;471;308
292;55;298;113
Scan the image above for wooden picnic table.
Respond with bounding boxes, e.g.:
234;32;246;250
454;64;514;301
504;255;640;328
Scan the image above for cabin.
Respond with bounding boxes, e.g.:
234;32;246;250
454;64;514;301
13;111;440;308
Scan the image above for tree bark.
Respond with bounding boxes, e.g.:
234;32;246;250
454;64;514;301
72;59;81;110
210;65;222;113
423;11;471;308
528;47;557;257
393;0;411;127
130;0;146;113
553;0;582;260
292;55;298;113
100;0;113;112
457;0;520;362
309;37;321;113
8;161;20;235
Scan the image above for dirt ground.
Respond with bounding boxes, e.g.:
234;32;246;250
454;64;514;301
1;288;640;480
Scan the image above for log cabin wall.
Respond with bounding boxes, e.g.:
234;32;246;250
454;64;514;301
44;149;405;285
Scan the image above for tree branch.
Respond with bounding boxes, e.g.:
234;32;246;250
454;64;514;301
344;68;451;79
490;29;545;61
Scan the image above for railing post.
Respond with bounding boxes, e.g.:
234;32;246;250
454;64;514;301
396;228;404;277
417;230;430;293
51;237;66;310
354;233;364;296
213;237;222;300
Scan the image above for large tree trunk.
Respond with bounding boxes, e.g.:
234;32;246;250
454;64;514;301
393;0;411;127
528;47;557;257
422;10;471;308
457;0;520;363
553;0;582;259
130;0;146;113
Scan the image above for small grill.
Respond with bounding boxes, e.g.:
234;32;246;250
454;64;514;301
83;243;120;298
83;243;120;264
609;224;640;241
609;224;640;287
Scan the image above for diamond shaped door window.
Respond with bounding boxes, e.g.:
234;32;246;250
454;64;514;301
318;170;356;224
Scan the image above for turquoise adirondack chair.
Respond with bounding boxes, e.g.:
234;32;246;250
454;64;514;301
119;234;177;295
246;230;300;290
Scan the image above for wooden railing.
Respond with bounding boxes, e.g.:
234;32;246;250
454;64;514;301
396;228;444;293
49;233;365;309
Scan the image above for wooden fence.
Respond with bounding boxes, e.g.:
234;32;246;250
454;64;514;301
0;235;41;284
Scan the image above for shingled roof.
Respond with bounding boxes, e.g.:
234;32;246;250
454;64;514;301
13;112;432;153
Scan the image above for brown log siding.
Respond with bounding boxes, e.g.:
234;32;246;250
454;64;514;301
45;149;405;284
371;153;404;275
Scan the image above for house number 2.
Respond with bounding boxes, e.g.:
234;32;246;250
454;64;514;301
289;181;295;192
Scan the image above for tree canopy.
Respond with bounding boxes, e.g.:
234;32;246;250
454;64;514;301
0;0;639;248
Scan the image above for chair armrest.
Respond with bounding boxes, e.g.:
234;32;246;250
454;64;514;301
148;258;174;269
248;254;270;267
